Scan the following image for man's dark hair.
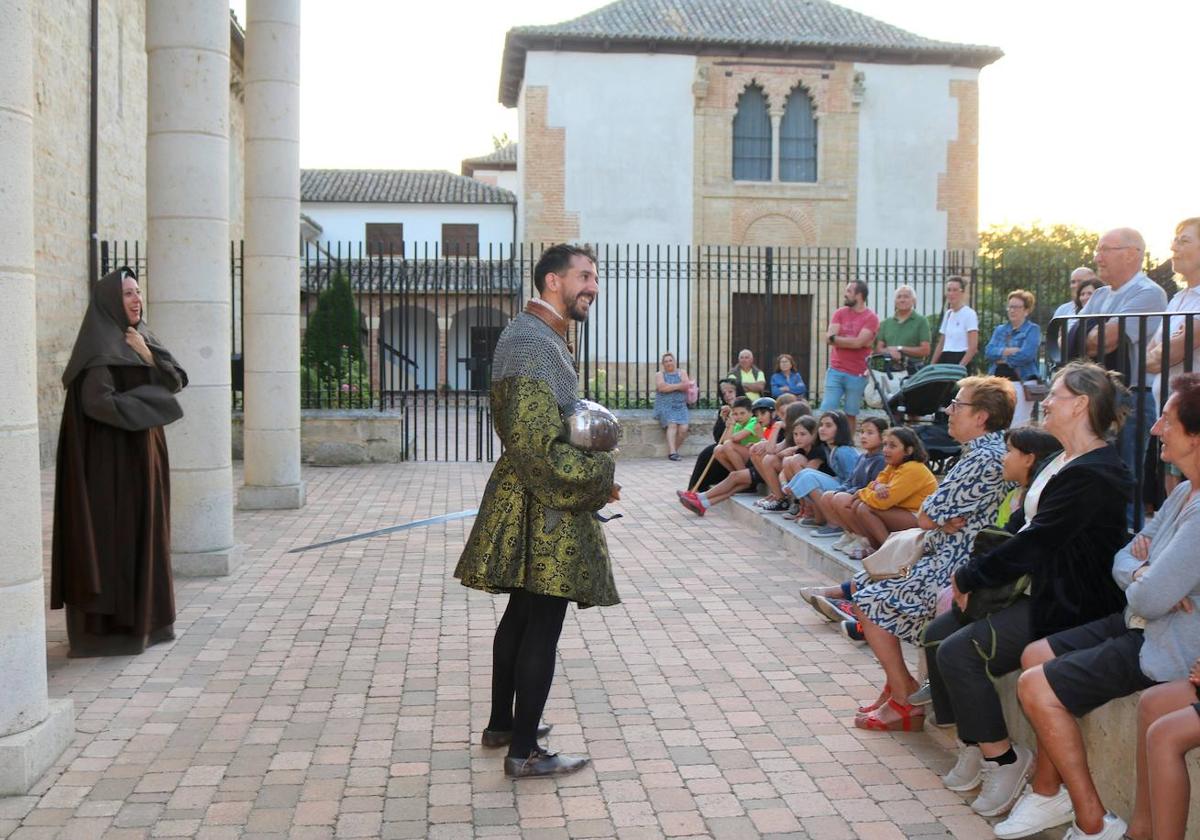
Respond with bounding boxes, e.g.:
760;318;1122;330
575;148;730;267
947;275;968;291
849;280;868;302
533;244;597;294
732;396;753;410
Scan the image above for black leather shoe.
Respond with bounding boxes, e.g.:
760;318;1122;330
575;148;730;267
480;723;552;748
503;747;590;778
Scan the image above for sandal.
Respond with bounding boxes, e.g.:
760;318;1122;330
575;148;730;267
854;698;925;732
857;683;890;715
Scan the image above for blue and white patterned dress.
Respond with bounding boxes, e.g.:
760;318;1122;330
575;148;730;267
853;431;1008;643
653;371;689;426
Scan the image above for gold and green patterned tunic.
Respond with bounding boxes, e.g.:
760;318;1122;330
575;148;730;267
454;311;619;608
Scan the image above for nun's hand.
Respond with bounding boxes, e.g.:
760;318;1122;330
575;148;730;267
125;328;153;364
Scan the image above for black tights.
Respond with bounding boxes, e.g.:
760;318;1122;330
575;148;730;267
487;590;570;757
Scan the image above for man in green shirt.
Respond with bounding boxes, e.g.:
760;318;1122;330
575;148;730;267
875;285;931;373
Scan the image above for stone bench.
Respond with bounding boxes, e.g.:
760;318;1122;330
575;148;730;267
724;494;1200;836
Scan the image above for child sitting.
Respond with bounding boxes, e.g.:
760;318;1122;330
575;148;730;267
842;427;937;558
813;417;889;540
678;397;775;515
753;403;813;511
782;411;858;524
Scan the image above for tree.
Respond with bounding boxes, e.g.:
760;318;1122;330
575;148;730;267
303;271;361;370
973;223;1101;333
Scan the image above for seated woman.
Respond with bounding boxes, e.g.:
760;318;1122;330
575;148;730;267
679;398;774;515
920;425;1061;719
782;411;858;524
686;378;741;493
930;363;1133;821
770;353;807;399
999;373;1200;840
849;376;1013;731
845;427;937;554
752;402;813;511
813;417;888;544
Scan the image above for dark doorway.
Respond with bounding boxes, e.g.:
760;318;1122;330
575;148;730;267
731;292;814;392
463;325;504;392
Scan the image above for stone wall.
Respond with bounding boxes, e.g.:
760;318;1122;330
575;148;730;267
32;3;245;464
232;409;718;464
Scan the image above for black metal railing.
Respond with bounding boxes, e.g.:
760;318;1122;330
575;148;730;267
100;238;1186;464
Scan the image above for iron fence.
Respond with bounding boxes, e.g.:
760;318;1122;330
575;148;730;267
100;239;1185;465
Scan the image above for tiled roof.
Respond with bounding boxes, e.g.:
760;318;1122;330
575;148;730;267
301;259;520;293
462;143;518;169
301;169;516;205
499;0;1002;106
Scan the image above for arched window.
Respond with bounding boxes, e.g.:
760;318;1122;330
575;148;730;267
732;84;771;181
780;86;817;182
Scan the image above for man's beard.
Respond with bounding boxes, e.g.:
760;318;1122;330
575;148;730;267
843;297;855;307
565;292;593;322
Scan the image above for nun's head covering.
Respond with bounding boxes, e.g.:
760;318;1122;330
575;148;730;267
61;267;169;388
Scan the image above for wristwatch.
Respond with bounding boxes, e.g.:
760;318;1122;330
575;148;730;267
828;334;836;345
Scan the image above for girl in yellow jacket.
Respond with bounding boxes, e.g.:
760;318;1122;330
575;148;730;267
846;426;938;557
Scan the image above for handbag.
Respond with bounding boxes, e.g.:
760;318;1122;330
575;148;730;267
1022;381;1049;401
957;527;1031;622
862;527;927;580
686;380;699;405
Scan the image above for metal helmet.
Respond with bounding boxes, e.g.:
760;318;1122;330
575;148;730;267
751;396;777;413
562;399;621;452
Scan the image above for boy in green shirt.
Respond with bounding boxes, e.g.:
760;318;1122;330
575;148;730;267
678;397;775;516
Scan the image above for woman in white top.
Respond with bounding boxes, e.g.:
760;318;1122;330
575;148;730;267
931;275;979;368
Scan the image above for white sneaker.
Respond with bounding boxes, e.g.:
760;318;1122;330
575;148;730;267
1062;812;1128;840
970;743;1033;817
994;784;1074;839
942;743;983;791
833;532;858;550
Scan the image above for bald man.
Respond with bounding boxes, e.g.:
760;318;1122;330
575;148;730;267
1078;227;1166;526
1053;266;1098;320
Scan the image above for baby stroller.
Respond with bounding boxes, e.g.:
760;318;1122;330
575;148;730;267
866;357;967;474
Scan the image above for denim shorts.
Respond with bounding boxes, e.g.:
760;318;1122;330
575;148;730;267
819;368;869;416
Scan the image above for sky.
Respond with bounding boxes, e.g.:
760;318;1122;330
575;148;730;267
232;0;1199;257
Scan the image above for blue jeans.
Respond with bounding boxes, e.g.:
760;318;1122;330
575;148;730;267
786;469;841;500
820;368;869;416
1118;389;1157;529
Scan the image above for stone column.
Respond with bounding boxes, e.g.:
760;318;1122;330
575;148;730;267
769;110;783;182
0;0;75;795
239;0;304;509
147;0;240;576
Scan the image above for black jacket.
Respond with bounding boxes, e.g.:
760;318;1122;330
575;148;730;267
954;445;1133;638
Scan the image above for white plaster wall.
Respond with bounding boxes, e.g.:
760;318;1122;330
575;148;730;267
524;51;695;246
854;63;979;252
470;167;518;196
522;51;695;364
301;202;515;254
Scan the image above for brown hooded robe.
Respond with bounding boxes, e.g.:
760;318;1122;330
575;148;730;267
51;268;187;656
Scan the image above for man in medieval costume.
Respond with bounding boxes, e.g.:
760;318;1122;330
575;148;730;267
454;244;620;779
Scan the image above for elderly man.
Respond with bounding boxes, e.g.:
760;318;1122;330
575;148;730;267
1054;267;1099;320
822;280;880;432
876;285;931;373
1078;228;1167;525
728;349;766;396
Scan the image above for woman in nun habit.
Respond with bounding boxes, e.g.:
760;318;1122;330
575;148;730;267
51;267;187;657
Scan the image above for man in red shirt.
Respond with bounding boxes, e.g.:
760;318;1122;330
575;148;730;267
820;280;880;433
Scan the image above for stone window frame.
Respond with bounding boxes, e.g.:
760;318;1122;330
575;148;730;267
727;72;831;186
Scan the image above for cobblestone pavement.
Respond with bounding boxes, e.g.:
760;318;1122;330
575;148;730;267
4;459;998;839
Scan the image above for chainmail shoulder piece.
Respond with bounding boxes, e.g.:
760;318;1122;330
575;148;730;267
491;312;578;409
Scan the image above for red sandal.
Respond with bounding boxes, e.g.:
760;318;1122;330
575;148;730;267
854;698;925;732
857;683;890;715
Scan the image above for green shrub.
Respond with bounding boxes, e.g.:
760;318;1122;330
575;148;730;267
303;271;361;371
302;347;374;408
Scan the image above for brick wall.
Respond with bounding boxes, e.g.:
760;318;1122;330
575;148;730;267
519;86;580;248
937;79;980;252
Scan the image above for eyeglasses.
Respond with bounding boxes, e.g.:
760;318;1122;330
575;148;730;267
1093;245;1136;256
1006;303;1025;309
945;398;978;413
